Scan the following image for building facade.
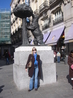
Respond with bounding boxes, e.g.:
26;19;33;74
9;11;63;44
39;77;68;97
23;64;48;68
11;0;23;47
30;0;73;54
0;9;11;58
11;0;73;55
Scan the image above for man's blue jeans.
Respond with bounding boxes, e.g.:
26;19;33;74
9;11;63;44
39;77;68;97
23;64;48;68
29;66;39;90
57;56;60;63
6;58;9;64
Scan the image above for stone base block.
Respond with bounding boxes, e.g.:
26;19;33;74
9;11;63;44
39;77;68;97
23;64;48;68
13;46;56;90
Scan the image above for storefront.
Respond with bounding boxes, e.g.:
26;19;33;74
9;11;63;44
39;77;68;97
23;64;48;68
45;26;65;51
64;24;73;54
43;30;51;43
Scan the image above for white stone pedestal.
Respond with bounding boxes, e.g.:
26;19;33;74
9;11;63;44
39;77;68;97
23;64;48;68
13;46;56;90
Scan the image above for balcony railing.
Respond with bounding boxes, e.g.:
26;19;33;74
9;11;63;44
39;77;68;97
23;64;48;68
53;16;64;25
39;0;49;12
42;23;49;30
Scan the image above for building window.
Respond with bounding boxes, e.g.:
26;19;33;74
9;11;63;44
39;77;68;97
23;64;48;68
52;9;63;25
42;19;49;30
55;11;62;20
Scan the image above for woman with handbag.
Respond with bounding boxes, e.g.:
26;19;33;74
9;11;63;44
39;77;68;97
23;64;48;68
68;50;73;89
25;47;41;91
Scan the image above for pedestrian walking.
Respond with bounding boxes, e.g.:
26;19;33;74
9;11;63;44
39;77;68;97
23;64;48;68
68;50;73;89
5;51;9;64
61;49;66;63
57;51;61;63
25;47;41;91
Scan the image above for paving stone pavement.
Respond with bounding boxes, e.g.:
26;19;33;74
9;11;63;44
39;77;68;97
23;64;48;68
0;60;73;98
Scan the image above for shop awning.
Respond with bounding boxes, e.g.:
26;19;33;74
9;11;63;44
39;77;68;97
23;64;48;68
45;26;64;45
64;24;73;43
43;31;50;43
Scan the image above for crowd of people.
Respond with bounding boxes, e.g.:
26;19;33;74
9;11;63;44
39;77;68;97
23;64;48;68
54;49;73;89
53;49;66;63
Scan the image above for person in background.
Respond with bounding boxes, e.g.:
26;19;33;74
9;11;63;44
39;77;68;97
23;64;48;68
5;51;9;65
68;50;73;89
25;47;41;92
54;50;57;62
61;49;66;63
8;52;11;60
57;51;61;63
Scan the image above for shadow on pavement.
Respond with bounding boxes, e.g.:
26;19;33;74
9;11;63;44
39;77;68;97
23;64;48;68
0;85;4;93
66;75;72;86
